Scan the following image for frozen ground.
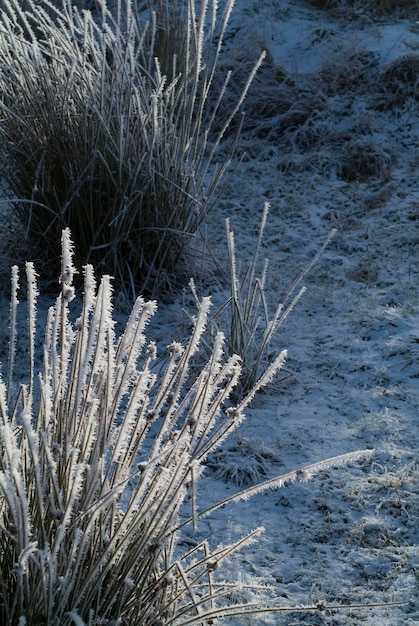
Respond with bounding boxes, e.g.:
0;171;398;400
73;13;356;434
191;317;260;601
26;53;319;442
176;1;419;623
1;0;418;624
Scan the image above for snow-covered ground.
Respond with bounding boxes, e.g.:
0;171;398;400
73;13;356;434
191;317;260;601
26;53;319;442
1;0;418;624
177;1;419;623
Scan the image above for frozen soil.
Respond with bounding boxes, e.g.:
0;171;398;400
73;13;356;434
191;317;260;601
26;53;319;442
178;1;419;623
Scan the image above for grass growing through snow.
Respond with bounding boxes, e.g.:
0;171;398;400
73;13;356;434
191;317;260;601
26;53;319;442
0;229;373;625
0;0;263;296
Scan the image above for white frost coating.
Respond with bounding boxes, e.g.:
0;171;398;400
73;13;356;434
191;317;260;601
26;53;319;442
60;227;77;287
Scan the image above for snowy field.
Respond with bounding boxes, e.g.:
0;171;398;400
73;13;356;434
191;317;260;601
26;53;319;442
174;0;419;623
1;0;418;624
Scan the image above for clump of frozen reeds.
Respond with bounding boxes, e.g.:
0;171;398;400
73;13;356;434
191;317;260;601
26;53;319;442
193;203;335;394
0;0;263;296
0;229;374;624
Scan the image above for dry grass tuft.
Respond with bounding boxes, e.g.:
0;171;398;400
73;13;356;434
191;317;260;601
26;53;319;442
377;54;419;109
339;138;396;182
315;47;379;97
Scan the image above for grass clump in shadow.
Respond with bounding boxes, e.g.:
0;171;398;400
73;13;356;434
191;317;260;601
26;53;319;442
0;229;373;625
377;54;419;109
0;0;263;297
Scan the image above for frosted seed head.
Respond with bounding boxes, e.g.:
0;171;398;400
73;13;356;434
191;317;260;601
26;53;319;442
60;228;77;285
62;285;75;302
146;342;157;359
226;407;239;419
143;301;157;315
75;317;83;330
167;341;182;356
206;560;218;572
169;430;180;441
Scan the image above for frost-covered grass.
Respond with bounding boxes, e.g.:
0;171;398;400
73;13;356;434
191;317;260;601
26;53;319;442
188;204;334;395
0;0;418;623
0;230;373;625
0;0;263;296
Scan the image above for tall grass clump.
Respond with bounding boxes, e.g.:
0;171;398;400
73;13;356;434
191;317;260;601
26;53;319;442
0;0;263;295
0;229;373;625
191;204;335;394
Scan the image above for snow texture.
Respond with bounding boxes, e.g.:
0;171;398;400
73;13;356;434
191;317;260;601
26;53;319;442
185;1;419;622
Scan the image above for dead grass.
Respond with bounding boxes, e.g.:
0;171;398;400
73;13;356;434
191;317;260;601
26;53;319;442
377;54;419;109
339;138;396;182
229;34;405;185
315;47;379;97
